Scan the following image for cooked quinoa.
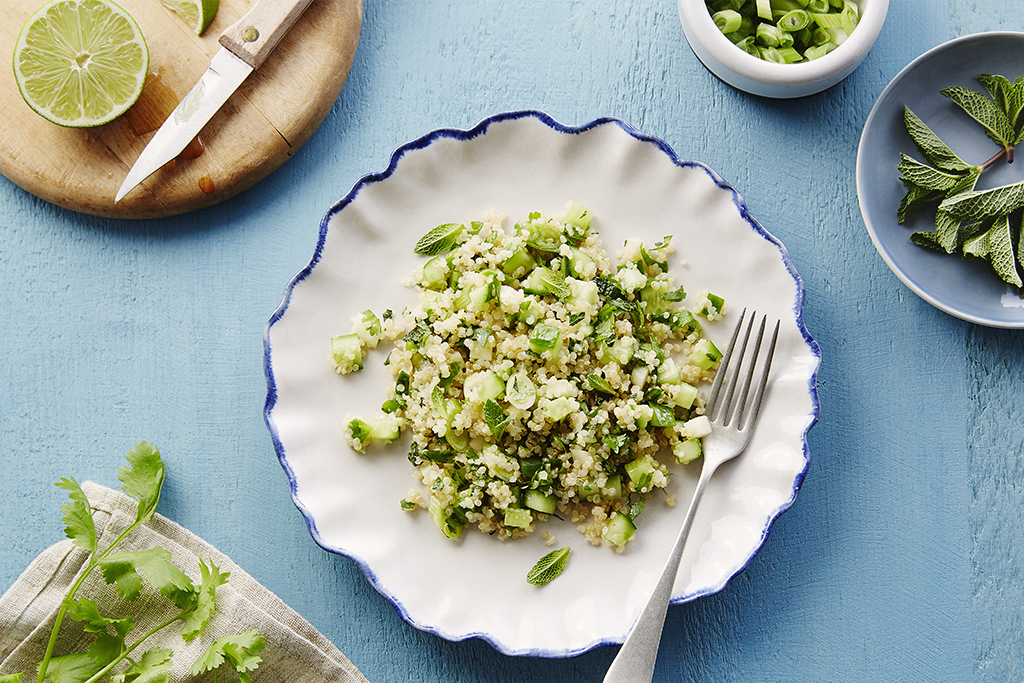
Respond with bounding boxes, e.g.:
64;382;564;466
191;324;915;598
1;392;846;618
333;202;726;550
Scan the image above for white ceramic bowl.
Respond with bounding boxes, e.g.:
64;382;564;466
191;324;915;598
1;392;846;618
678;0;888;98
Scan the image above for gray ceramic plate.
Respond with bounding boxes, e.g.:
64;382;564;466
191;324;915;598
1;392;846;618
857;32;1024;328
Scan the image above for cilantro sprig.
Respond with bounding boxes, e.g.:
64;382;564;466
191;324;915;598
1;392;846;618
0;443;263;683
898;73;1024;290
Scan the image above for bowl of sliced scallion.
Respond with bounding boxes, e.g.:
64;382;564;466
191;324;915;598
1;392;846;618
678;0;888;98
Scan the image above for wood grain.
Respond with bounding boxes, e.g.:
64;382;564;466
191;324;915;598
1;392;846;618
0;0;361;219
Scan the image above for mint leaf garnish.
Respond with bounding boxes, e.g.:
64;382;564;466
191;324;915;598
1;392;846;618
527;547;570;586
414;223;463;256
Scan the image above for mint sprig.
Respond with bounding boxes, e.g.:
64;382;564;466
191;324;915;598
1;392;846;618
898;73;1024;290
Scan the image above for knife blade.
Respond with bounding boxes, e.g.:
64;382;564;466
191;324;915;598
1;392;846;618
115;0;315;203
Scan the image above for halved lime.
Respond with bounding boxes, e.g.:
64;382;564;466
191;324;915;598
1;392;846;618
13;0;149;128
161;0;219;36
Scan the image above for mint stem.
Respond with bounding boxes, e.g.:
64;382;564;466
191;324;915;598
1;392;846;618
980;147;1008;170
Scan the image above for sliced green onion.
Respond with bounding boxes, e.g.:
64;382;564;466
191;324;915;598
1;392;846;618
804;43;836;60
705;0;859;63
735;36;759;56
777;46;804;63
755;23;784;47
810;11;845;28
712;9;742;33
778;9;811;31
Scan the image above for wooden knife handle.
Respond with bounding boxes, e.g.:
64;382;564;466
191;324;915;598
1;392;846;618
219;0;316;69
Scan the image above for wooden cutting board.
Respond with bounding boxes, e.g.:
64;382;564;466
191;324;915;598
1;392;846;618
0;0;361;219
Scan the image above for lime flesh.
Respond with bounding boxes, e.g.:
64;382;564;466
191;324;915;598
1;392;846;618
13;0;149;128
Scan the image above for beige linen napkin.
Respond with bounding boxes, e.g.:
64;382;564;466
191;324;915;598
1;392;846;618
0;482;368;682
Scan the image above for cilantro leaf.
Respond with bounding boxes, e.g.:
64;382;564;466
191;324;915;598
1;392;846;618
189;629;265;682
56;477;97;554
44;632;123;683
64;597;133;637
110;647;173;683
98;547;194;607
527;547;570;586
118;441;165;526
179;560;231;641
414;223;463;256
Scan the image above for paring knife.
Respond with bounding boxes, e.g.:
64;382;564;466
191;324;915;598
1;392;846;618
115;0;315;203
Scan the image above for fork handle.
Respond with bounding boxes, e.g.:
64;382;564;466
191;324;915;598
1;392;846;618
603;471;713;683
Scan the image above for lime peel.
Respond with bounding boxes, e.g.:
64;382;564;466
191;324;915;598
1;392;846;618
161;0;219;36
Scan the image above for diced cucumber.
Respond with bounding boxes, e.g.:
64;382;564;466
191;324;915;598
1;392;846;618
603;511;636;547
601;474;622;500
529;323;562;355
542;396;573;422
633;403;654;430
647;403;676;428
422;255;449;289
515;298;543;325
369;416;400;442
478;372;505;401
501;247;536;278
346;417;372;445
565;247;595;277
504;507;533;529
696;291;726;318
624;456;656;493
569;278;599;305
563;201;592;235
681;414;712;439
673;382;699;409
523;266;570;298
523;489;557;515
519;220;564;253
598;337;636;366
330;333;363;374
352;310;382;348
689;338;722;370
657;357;681;385
674;437;702;464
429;494;464;540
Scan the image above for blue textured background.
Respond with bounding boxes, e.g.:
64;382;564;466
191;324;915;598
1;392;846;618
2;1;1023;681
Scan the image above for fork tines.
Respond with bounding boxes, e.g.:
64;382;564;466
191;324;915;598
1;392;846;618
705;309;780;430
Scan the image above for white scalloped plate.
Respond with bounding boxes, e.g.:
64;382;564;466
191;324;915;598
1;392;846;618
264;111;821;657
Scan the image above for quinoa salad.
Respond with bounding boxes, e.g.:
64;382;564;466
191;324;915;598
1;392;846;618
330;202;727;551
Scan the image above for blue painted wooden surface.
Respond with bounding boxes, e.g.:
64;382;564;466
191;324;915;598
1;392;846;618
2;1;1023;681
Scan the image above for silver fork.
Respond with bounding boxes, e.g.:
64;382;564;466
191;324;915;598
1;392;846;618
603;309;779;683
